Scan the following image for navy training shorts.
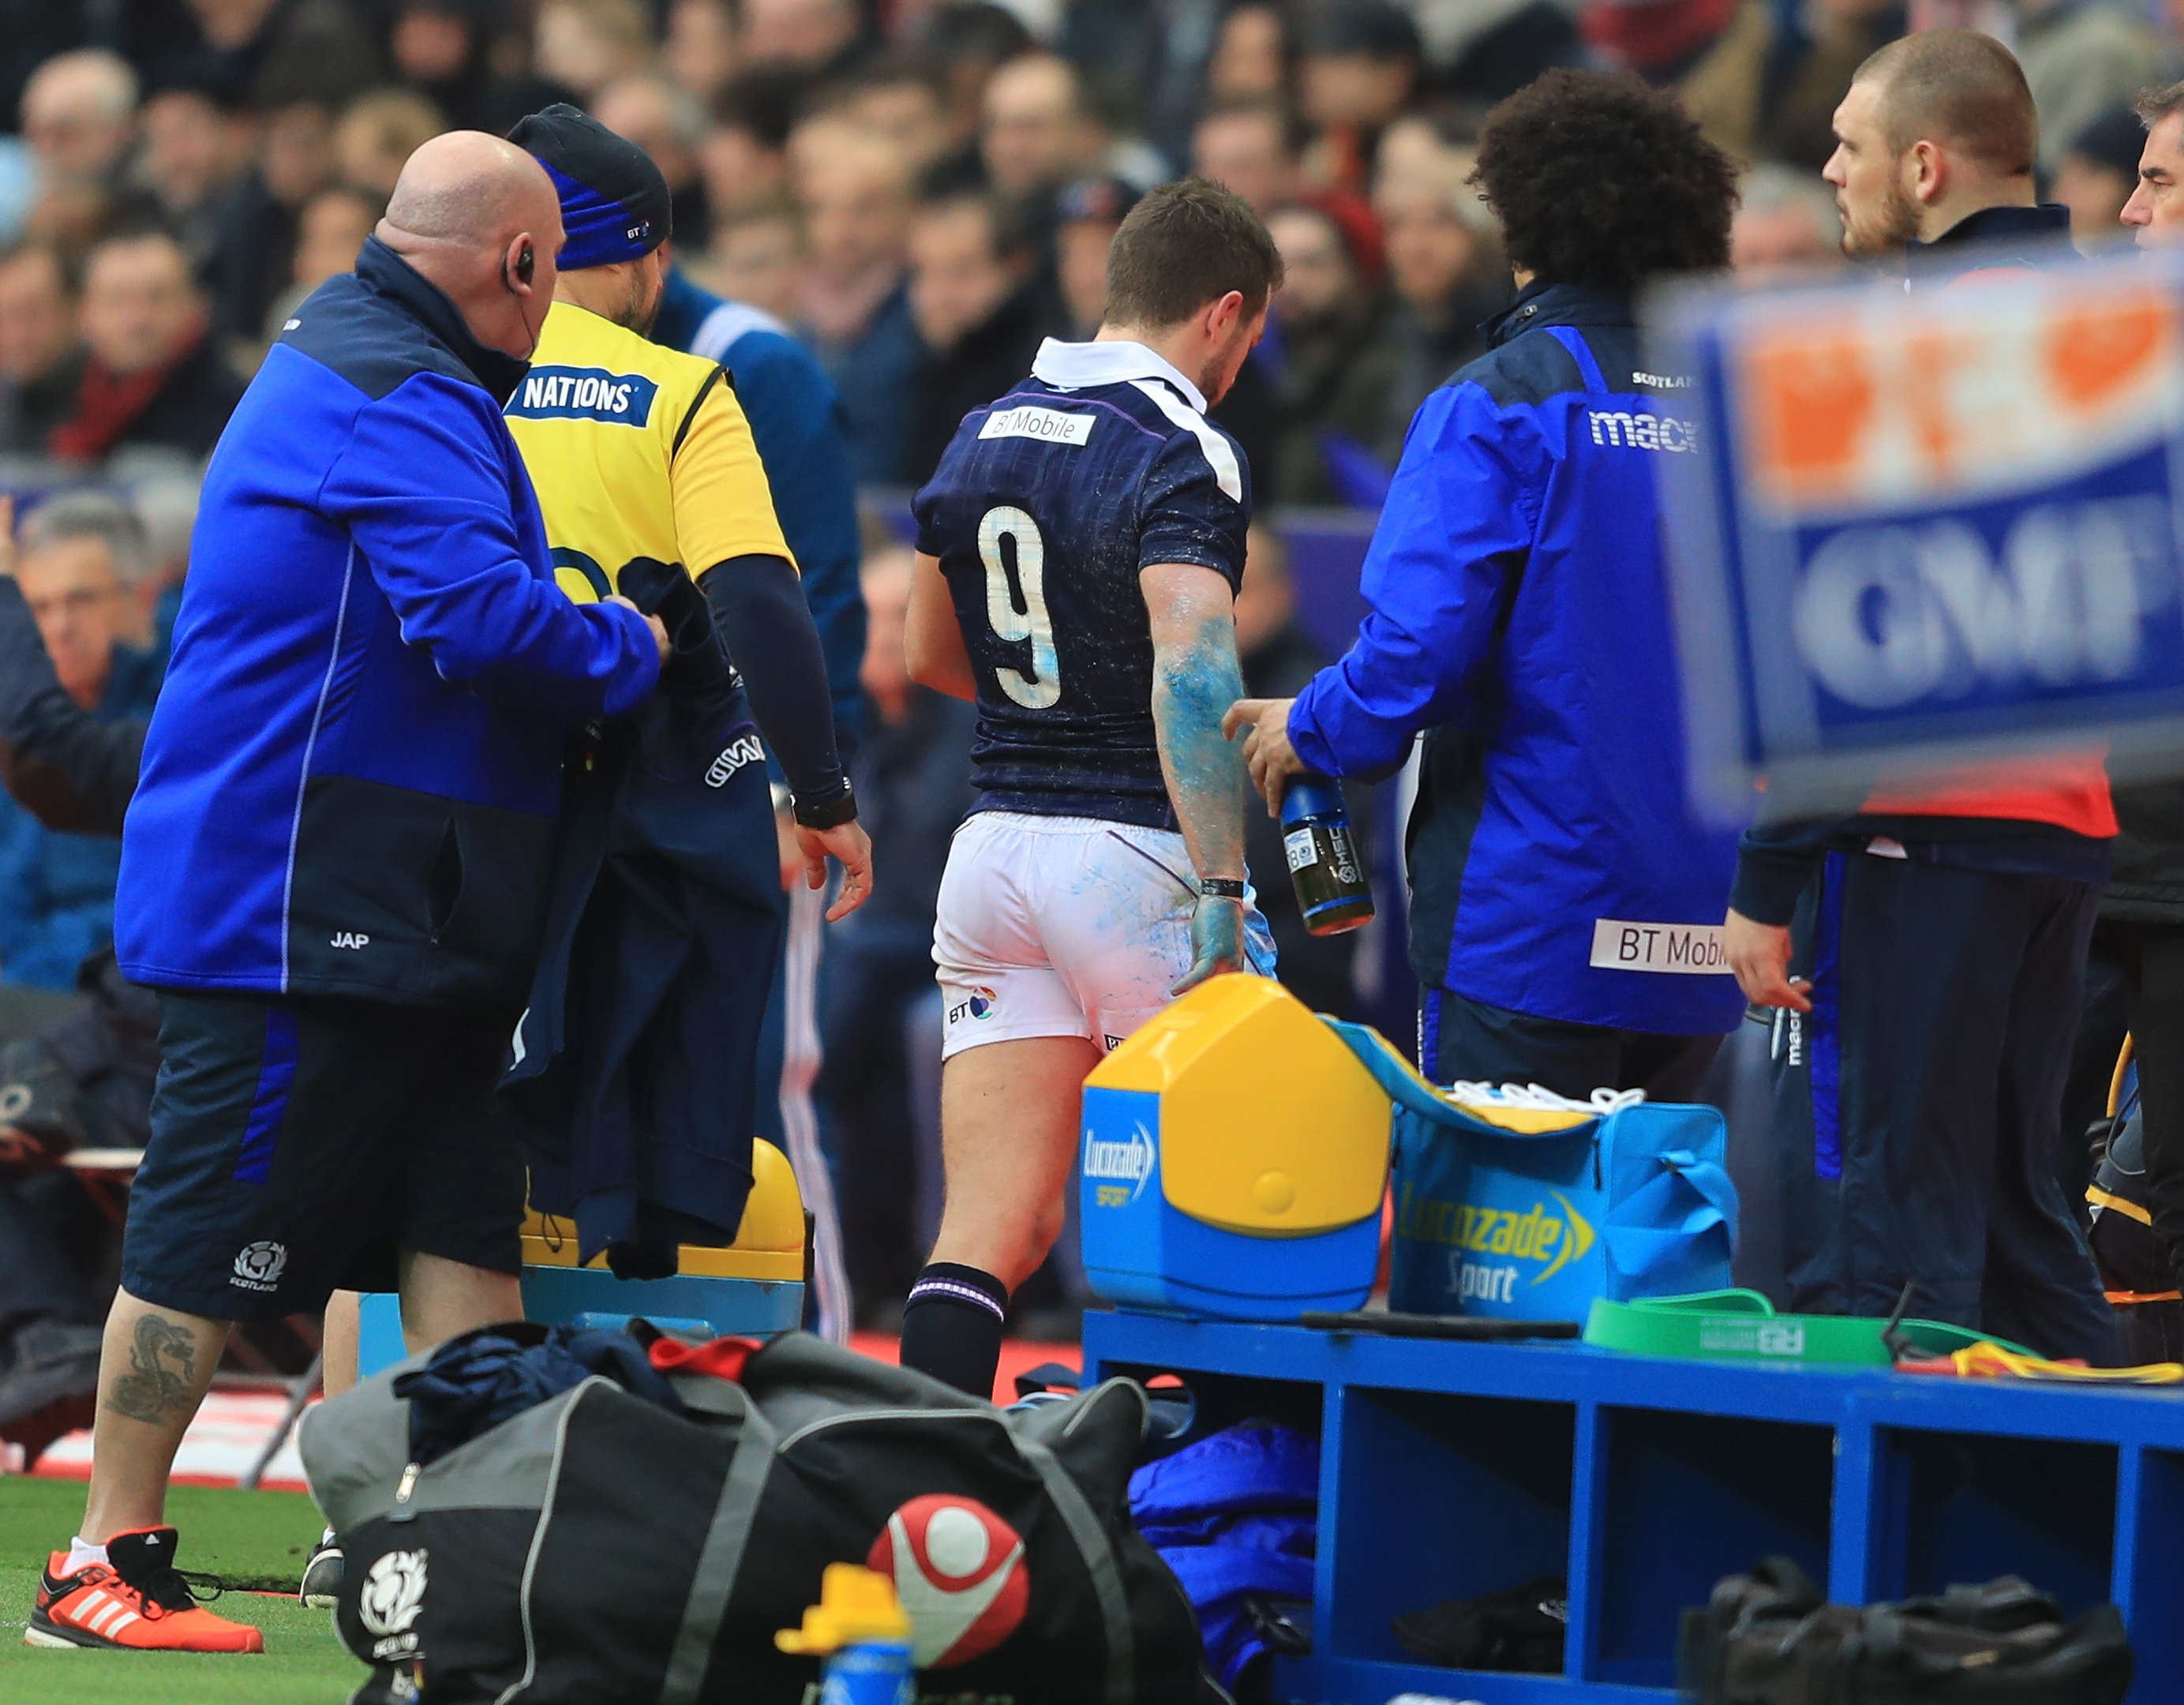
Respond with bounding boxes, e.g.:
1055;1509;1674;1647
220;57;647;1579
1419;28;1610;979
120;991;526;1320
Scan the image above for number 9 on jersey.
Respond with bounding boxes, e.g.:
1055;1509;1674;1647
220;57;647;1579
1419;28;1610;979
978;505;1061;710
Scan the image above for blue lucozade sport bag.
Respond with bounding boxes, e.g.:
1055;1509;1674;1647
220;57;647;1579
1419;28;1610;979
1328;1023;1739;1321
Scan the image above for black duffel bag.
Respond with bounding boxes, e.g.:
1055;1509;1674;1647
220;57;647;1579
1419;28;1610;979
299;1326;1223;1705
1678;1557;2133;1704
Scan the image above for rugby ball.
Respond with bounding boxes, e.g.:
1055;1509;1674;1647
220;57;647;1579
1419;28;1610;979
866;1493;1029;1666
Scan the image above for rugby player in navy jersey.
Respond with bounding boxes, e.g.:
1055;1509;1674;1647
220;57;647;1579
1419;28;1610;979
899;179;1286;1396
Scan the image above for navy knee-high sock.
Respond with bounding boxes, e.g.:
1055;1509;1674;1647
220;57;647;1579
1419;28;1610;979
898;1262;1009;1399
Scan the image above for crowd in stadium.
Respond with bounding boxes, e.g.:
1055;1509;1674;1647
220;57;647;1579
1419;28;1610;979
0;0;2174;1365
3;0;2164;511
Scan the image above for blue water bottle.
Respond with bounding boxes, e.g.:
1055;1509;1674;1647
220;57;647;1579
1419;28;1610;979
820;1641;915;1705
777;1563;916;1705
1280;773;1375;935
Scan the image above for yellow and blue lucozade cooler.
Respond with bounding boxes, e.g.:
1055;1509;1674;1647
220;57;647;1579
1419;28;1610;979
1076;976;1735;1322
1333;1025;1740;1321
1077;976;1392;1320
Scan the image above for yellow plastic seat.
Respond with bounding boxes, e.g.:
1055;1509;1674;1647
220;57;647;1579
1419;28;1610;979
520;1137;807;1282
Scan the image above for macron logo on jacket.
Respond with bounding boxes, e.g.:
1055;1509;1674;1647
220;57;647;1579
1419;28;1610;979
1587;410;1700;452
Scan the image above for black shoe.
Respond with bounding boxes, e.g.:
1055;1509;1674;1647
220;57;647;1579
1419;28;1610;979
298;1533;343;1609
1392;1574;1568;1673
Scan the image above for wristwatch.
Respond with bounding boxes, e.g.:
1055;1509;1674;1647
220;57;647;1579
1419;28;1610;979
792;779;858;830
1199;877;1247;900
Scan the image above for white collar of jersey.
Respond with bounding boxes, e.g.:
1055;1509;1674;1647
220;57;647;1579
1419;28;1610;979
1029;338;1208;414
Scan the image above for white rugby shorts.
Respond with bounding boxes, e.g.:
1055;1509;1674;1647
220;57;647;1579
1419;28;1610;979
933;811;1276;1059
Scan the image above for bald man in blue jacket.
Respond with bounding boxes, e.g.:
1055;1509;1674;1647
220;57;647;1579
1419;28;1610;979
39;136;666;1651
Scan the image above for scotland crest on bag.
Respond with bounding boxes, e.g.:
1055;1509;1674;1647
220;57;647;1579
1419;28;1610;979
1330;1022;1738;1320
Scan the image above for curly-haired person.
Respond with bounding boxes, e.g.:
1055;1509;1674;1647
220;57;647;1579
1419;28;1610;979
1228;69;1749;1109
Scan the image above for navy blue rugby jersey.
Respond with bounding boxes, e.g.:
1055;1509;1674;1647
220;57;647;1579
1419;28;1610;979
912;338;1251;830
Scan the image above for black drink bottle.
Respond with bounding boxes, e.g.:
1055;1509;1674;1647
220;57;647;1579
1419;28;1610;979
1279;774;1375;935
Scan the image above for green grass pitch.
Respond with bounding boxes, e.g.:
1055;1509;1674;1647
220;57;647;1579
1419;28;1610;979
0;1475;363;1703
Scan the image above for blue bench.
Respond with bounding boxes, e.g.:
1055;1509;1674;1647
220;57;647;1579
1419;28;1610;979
1085;1308;2184;1705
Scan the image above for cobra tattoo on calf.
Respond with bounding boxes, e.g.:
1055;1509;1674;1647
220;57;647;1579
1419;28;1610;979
105;1314;200;1424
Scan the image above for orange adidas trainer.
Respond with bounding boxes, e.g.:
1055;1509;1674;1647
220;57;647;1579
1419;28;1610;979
26;1527;265;1653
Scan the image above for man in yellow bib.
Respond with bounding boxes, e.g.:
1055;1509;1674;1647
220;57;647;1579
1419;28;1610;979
497;101;872;1226
499;103;867;880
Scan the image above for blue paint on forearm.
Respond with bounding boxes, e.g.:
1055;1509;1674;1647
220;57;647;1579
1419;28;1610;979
1152;615;1249;882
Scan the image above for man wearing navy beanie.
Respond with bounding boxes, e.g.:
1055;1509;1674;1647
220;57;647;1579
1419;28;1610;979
560;98;876;1347
504;104;677;324
498;101;867;886
498;101;875;1257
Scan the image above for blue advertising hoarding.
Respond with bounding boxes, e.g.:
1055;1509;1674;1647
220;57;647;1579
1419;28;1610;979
1650;247;2184;821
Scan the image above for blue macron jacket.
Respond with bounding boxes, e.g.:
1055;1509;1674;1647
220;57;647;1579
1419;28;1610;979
1287;283;1743;1036
653;268;866;759
115;238;661;1010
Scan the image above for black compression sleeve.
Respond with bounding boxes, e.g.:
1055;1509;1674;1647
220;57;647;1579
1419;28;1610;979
699;554;847;808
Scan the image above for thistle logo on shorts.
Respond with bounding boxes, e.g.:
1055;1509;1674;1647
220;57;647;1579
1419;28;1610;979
946;985;998;1025
230;1240;288;1292
359;1549;429;1658
1084;1122;1155;1205
867;1495;1028;1667
505;365;659;425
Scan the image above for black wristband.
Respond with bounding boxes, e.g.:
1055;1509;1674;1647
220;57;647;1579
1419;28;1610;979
1199;877;1247;899
792;779;857;830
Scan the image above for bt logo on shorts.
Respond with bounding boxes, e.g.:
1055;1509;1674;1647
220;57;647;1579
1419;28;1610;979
331;932;370;950
231;1240;288;1292
946;986;998;1025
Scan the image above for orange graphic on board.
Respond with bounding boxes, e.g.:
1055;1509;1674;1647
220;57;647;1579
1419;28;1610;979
2046;294;2168;411
1738;284;2176;506
1744;334;1873;496
1904;328;1964;483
